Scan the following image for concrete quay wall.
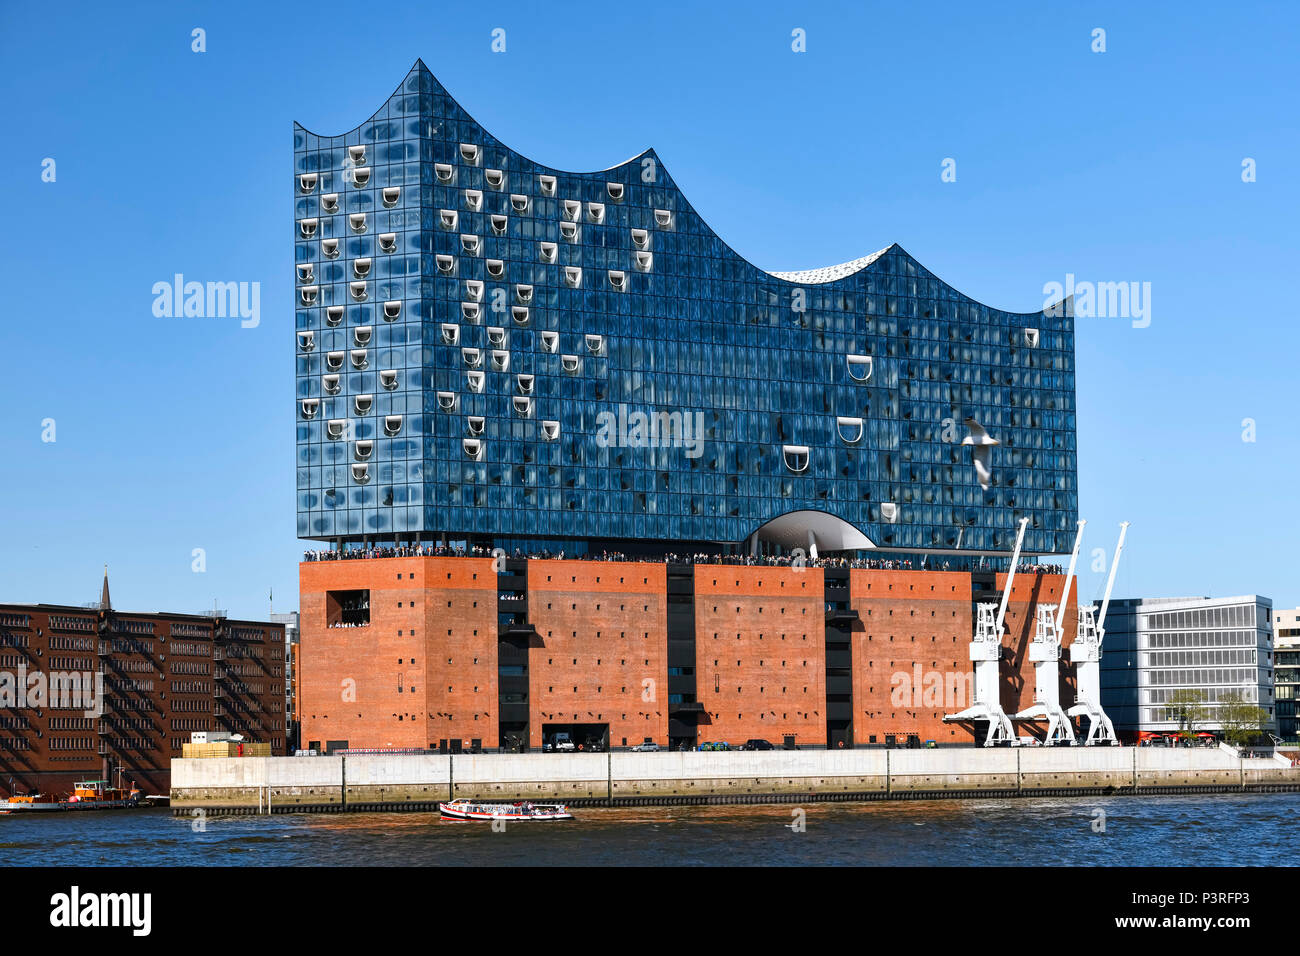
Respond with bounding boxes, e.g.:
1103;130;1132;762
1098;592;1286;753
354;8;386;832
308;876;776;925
170;748;1300;812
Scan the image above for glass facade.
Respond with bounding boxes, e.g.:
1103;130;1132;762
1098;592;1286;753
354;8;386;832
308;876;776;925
294;62;1078;554
1273;609;1300;738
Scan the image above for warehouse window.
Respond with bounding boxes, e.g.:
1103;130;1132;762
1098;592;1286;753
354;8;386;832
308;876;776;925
327;590;369;628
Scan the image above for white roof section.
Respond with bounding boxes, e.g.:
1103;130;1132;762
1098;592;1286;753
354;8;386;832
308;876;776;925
752;510;877;552
1123;595;1267;608
767;246;892;284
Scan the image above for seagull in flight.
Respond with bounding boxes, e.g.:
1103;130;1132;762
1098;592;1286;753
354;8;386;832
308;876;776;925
961;417;999;490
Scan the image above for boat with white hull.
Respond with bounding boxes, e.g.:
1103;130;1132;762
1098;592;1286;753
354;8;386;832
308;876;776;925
438;799;573;821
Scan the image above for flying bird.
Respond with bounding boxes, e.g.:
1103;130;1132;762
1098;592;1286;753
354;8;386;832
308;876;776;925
961;417;999;490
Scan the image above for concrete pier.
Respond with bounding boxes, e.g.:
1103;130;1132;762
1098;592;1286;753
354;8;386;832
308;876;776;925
170;748;1300;814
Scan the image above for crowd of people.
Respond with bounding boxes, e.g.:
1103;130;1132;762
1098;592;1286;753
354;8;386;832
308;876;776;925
303;543;1065;575
1018;563;1066;575
304;544;483;562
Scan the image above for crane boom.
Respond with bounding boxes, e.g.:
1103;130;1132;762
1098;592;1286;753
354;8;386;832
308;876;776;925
1097;521;1129;634
1055;519;1087;633
995;517;1030;632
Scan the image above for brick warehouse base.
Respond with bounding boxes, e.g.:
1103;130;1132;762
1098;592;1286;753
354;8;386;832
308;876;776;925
298;557;1077;752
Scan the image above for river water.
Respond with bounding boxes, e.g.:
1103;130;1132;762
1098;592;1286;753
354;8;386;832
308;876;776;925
1;792;1294;866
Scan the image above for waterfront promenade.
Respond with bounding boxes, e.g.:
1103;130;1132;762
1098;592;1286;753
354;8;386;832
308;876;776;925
171;747;1300;814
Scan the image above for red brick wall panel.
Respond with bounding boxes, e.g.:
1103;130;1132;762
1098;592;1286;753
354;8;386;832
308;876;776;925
525;560;667;749
299;558;498;751
850;570;974;745
693;567;826;747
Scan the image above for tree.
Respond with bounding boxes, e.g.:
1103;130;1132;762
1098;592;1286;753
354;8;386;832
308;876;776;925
1167;689;1208;741
1218;690;1268;748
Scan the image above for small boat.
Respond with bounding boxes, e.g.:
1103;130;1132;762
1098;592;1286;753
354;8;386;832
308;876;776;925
438;798;573;822
0;793;45;814
0;780;142;814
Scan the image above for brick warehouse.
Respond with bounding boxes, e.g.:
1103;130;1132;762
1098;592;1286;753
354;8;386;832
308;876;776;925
299;556;1076;752
0;575;285;798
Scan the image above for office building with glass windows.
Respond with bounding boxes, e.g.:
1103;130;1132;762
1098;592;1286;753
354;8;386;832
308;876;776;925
1273;608;1300;739
294;61;1082;754
295;61;1077;560
1100;595;1276;741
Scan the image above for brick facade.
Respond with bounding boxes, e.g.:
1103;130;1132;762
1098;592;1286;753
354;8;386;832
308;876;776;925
299;557;499;752
526;561;667;750
694;566;827;747
298;557;1077;752
850;569;975;745
0;604;284;799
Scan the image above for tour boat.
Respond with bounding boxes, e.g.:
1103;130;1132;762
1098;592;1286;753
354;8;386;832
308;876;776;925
0;780;142;814
438;798;573;822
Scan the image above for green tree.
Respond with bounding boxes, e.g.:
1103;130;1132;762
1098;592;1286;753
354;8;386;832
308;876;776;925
1167;689;1208;741
1218;690;1268;748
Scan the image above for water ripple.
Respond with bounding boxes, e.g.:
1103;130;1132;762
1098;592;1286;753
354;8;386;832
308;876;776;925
0;793;1297;866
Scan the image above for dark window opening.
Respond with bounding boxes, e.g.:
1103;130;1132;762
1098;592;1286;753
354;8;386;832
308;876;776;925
327;589;370;627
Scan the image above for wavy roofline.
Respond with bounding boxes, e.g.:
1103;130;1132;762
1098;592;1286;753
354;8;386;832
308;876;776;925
294;59;659;173
294;59;1061;318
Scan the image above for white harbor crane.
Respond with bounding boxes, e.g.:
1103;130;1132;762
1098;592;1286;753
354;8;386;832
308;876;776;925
944;517;1028;746
1012;519;1085;745
1067;521;1129;745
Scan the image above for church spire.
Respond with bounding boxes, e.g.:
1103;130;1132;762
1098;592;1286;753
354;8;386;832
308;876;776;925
100;565;111;611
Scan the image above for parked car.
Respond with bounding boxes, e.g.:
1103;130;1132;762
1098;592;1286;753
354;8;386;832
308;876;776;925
742;739;774;751
631;740;660;752
551;732;576;753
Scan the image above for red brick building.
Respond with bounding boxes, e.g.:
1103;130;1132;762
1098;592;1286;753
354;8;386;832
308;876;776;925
298;556;1076;753
0;574;285;798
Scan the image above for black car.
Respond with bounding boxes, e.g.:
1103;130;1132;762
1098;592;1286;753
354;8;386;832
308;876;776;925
742;739;774;751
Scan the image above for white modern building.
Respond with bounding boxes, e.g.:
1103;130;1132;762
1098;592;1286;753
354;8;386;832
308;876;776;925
1100;595;1274;739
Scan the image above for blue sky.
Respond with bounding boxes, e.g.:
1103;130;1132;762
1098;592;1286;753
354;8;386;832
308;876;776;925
1;1;1296;619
